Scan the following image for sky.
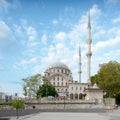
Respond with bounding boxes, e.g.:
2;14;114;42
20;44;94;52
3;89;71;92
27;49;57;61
0;0;120;97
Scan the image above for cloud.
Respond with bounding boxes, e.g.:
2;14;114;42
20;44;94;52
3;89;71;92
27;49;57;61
52;20;59;25
0;0;21;12
0;0;10;12
41;33;47;45
25;26;39;47
0;20;14;53
93;36;120;52
55;32;67;42
26;26;37;41
90;4;101;16
112;16;120;23
21;57;37;65
105;0;119;4
93;29;106;39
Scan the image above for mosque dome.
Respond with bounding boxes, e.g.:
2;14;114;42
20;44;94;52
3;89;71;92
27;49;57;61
50;61;69;70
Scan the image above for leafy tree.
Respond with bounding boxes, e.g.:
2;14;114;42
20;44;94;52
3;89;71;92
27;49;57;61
11;100;25;119
91;61;120;103
22;74;43;98
36;83;58;99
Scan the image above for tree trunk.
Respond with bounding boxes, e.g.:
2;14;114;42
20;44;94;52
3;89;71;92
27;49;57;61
16;109;19;119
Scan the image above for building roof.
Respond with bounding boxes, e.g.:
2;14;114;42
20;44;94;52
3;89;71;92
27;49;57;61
50;61;69;70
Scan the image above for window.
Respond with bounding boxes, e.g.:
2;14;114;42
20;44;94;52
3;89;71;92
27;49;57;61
76;87;77;90
57;82;59;86
71;87;73;90
61;82;63;86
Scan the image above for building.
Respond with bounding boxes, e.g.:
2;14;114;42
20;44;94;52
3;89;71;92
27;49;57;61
44;11;103;103
44;61;89;100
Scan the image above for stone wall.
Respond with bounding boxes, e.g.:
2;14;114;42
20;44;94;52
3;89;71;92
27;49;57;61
25;100;96;109
103;98;116;109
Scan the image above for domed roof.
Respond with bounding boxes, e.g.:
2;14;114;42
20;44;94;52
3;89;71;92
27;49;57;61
51;61;69;70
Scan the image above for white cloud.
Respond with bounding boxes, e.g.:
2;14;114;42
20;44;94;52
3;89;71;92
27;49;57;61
41;33;47;45
55;32;67;41
0;0;21;12
93;29;106;38
90;4;101;16
21;57;37;65
0;0;10;12
25;26;39;47
26;26;37;41
106;0;119;4
52;20;58;25
0;20;14;52
93;36;120;52
33;65;42;74
112;16;120;23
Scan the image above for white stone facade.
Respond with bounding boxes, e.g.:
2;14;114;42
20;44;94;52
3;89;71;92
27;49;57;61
44;61;89;100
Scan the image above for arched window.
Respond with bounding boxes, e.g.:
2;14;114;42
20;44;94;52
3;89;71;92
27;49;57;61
79;93;82;99
80;87;81;90
75;93;78;100
70;93;73;100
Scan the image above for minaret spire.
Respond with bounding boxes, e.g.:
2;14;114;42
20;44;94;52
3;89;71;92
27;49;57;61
78;44;82;83
86;10;92;84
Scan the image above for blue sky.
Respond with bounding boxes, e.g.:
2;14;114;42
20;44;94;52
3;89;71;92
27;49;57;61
0;0;120;97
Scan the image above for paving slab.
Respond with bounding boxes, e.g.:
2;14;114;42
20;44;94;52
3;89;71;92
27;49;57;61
7;109;120;120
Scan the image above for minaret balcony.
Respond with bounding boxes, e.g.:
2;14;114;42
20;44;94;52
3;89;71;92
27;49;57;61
86;52;92;56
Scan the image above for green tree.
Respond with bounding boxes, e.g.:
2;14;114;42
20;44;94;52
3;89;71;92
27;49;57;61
36;83;58;98
91;61;120;103
11;100;25;119
22;74;43;98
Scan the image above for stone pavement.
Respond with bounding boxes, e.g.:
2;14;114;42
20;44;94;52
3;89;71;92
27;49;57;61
9;109;120;120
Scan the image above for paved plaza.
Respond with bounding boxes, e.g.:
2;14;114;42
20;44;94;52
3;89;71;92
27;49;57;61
8;109;120;120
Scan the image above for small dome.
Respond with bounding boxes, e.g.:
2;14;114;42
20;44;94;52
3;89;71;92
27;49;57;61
93;83;99;89
51;61;69;70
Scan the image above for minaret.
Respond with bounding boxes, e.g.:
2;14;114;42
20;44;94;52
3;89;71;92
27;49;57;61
78;44;82;83
86;10;92;84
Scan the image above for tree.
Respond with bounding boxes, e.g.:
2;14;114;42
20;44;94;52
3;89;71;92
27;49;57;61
11;100;25;119
36;83;58;99
91;61;120;103
22;74;43;98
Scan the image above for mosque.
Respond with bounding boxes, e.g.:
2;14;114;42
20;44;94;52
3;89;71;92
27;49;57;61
44;12;103;104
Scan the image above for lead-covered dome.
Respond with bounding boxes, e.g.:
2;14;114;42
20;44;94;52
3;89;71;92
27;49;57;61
51;61;69;70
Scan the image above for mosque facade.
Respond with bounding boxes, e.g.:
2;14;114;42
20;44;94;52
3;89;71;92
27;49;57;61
44;11;103;103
